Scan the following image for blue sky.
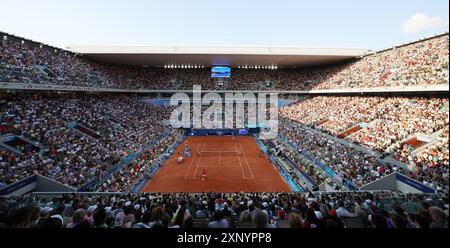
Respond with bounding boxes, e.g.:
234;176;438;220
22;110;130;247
0;0;448;50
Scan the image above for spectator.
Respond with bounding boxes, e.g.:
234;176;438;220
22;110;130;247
208;211;229;228
302;208;319;228
11;208;32;228
67;209;87;228
335;201;357;218
93;208;108;228
133;210;152;228
429;206;448;228
0;192;447;228
287;212;303;228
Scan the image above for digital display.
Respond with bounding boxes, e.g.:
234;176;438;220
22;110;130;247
211;66;231;78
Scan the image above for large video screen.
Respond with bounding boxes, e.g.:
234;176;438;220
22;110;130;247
211;66;231;78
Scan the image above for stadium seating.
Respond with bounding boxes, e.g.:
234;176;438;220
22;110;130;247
0;94;448;196
0;31;448;229
0;191;447;228
1;32;448;91
0;94;181;189
279;96;449;194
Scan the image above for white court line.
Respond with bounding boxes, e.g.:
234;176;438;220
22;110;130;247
184;143;201;180
239;143;255;179
201;150;237;153
197;165;239;168
234;143;246;179
192;143;206;179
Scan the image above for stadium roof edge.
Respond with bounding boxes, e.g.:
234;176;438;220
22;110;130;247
363;31;449;57
64;45;367;67
2;30;448;67
66;43;368;51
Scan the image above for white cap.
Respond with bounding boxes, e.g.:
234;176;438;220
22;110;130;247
50;215;64;225
40;206;53;214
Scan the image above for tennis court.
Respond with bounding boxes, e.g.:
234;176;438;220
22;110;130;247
141;136;291;192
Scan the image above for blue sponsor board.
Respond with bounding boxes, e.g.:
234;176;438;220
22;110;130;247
0;134;16;143
239;129;248;135
343;179;359;191
299;170;318;188
396;173;436;193
188;128;260;136
268;157;302;192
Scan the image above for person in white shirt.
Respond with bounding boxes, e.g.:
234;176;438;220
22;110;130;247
335;200;356;218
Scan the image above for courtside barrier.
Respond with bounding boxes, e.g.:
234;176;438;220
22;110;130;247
253;137;302;192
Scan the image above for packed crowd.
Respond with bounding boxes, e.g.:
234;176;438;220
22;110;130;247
0;93;180;190
1;92;448;195
394;126;449;193
97;130;183;193
1;32;448;91
348;97;448;153
280;96;383;135
312;34;449;89
260;137;334;190
280;96;449;153
0;191;447;228
277;120;399;189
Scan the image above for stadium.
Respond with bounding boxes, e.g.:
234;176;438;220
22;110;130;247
0;2;449;230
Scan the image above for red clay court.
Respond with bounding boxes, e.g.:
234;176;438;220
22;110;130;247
141;136;291;192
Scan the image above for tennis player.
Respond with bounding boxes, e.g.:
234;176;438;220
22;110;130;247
202;168;208;181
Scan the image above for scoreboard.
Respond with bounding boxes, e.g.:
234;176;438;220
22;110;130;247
211;66;231;78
